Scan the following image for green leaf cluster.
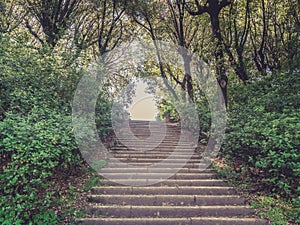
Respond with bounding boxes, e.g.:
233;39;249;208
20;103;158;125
223;72;300;197
0;34;113;224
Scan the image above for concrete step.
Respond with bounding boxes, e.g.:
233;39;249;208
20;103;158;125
115;137;185;141
91;186;237;195
97;172;216;179
109;151;200;156
115;136;183;139
76;217;268;225
110;148;196;152
105;162;209;168
101;179;227;187
111;145;195;149
76;121;268;225
87;194;246;206
107;158;202;163
120;130;181;134
118;133;182;136
100;168;215;174
86;205;255;218
109;153;201;159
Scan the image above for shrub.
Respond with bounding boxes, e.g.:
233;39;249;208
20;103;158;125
156;97;211;136
0;108;81;224
0;34;114;224
222;72;300;197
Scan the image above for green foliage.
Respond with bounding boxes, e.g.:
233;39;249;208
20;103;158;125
195;97;211;135
0;34;113;224
95;97;114;138
0;108;81;224
223;72;300;197
31;210;59;225
157;99;180;122
251;196;300;225
0;34;82;119
213;160;299;224
157;97;211;135
83;173;103;192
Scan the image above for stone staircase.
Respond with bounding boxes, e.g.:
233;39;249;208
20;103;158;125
76;121;268;225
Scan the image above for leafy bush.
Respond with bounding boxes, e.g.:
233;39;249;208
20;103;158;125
222;72;300;197
0;34;113;224
0;108;81;224
195;97;211;135
0;34;80;119
251;196;300;225
156;97;211;136
157;99;180;122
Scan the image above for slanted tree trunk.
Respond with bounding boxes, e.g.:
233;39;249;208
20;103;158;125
165;0;195;102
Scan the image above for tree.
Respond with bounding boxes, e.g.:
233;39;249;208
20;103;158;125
187;0;232;106
22;0;81;47
73;0;127;56
164;0;203;102
220;0;251;84
127;0;180;101
249;0;300;75
0;0;24;33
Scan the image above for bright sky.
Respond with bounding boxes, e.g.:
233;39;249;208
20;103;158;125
128;80;158;121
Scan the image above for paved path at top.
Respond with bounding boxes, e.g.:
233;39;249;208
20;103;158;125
77;121;268;225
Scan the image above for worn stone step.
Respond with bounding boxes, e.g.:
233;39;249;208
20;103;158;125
91;186;237;195
123;129;180;132
116;132;182;136
113;143;190;148
110;151;200;155
110;149;196;154
87;194;246;206
120;132;181;135
100;168;215;174
109;154;198;158
110;149;195;153
111;144;194;152
109;153;201;159
107;158;201;163
114;139;191;143
119;124;179;128
116;132;181;135
115;137;185;141
109;150;196;155
76;217;268;225
77;120;268;225
105;162;209;168
101;179;227;187
122;130;181;133
86;205;254;218
97;172;216;179
119;125;179;128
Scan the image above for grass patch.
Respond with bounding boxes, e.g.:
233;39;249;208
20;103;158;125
251;196;300;225
212;158;299;225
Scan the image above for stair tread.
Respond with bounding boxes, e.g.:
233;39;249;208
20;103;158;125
77;120;267;224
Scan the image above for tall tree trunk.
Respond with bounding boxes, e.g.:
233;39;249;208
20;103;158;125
209;8;228;107
183;51;194;102
179;48;194;102
187;0;232;107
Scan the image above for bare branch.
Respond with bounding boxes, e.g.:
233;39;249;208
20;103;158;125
25;20;44;45
186;0;209;16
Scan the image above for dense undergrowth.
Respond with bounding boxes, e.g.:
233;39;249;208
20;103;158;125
217;72;300;224
0;35;112;224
